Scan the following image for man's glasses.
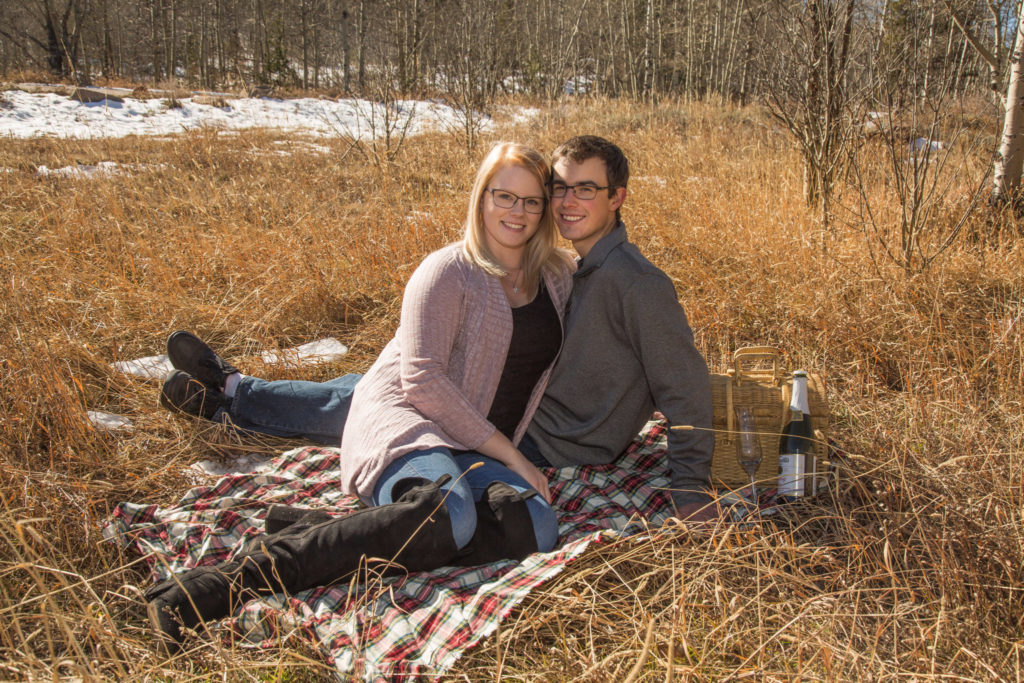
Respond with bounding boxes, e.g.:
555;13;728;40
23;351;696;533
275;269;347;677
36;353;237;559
487;188;546;214
549;182;614;200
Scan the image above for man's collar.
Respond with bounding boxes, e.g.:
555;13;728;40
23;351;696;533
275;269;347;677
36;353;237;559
575;222;627;276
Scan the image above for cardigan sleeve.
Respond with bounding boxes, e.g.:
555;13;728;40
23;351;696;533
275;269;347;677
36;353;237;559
397;254;499;449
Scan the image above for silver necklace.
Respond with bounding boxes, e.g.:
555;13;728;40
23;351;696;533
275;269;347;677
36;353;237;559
505;268;523;294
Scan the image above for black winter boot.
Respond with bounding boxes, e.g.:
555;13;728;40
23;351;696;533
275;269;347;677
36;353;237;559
145;561;249;654
159;370;231;419
455;482;542;567
263;504;332;535
145;475;460;652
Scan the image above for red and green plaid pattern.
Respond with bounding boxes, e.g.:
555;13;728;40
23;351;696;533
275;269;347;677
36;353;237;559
106;422;675;680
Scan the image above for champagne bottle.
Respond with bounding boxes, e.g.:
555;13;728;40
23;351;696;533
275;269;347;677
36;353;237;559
778;370;813;497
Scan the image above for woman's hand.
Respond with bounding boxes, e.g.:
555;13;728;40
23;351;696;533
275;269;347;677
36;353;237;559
475;430;553;503
504;455;552;504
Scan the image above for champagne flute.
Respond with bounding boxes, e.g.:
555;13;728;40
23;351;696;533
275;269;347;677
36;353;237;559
734;406;762;504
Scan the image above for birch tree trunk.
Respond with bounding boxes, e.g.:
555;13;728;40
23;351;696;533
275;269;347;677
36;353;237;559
300;0;309;89
340;1;350;92
357;0;366;91
151;0;161;81
991;0;1024;205
168;0;175;81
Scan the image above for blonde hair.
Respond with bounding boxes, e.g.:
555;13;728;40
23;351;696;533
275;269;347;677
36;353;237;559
462;142;565;294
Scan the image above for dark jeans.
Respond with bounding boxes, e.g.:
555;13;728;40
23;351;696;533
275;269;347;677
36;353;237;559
211;373;362;445
518;431;552;468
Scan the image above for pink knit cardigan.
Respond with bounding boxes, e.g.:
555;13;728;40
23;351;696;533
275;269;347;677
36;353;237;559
339;243;573;500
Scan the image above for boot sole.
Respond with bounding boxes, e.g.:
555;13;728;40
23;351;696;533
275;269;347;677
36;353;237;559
167;330;237;388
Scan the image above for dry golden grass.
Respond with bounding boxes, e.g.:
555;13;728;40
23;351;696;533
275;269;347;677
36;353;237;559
1;96;1022;681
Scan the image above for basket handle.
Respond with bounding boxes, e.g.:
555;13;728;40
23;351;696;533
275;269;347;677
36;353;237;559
724;369;736;442
732;346;784;385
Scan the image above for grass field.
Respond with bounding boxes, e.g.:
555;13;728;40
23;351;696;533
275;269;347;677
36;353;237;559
1;96;1023;681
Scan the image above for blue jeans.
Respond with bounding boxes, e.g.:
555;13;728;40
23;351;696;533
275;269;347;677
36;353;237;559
372;448;559;552
212;373;362;445
213;374;558;550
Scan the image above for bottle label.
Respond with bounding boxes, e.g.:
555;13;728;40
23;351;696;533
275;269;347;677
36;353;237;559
778;453;806;497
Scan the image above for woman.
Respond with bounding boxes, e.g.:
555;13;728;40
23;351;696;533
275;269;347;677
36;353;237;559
146;142;573;652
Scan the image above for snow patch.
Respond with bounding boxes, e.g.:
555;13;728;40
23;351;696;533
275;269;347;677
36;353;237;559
87;410;134;432
111;338;348;380
36;161;166;179
910;137;945;153
564;76;594;96
260;338;348;368
37;161;123;178
111;354;174;380
1;88;511;140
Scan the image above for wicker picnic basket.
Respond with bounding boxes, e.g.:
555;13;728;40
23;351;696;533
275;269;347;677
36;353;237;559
709;347;830;489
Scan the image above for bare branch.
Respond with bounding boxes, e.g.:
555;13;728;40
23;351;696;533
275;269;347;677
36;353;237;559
943;0;1001;73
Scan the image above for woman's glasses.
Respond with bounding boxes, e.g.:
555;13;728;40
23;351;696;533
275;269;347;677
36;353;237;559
487;188;546;214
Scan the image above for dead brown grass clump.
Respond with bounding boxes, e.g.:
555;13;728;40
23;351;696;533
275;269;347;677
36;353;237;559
1;97;1022;680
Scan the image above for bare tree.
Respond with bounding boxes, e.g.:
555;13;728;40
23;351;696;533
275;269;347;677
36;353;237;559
943;0;1013;95
435;0;505;151
989;0;1024;205
847;42;991;274
0;0;84;78
0;0;1011;124
933;0;1024;205
758;0;861;237
356;0;367;90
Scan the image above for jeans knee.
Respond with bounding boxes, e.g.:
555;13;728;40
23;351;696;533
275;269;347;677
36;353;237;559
448;501;477;550
526;499;559;552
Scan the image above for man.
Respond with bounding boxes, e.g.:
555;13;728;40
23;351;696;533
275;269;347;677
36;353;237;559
514;136;715;520
159;136;715;520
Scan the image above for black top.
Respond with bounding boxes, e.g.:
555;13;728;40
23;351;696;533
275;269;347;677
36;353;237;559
486;282;563;440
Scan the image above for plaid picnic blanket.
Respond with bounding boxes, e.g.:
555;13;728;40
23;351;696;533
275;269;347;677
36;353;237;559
105;422;677;680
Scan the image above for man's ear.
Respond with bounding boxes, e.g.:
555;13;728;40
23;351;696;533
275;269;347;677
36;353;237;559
610;185;627;211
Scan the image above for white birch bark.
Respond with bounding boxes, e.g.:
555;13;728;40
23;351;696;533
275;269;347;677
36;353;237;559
991;0;1024;204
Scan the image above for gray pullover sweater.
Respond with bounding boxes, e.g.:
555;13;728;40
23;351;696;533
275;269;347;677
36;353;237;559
526;224;714;507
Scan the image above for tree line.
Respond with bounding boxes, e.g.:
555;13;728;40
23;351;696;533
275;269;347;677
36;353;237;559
0;0;1012;103
6;0;1024;228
